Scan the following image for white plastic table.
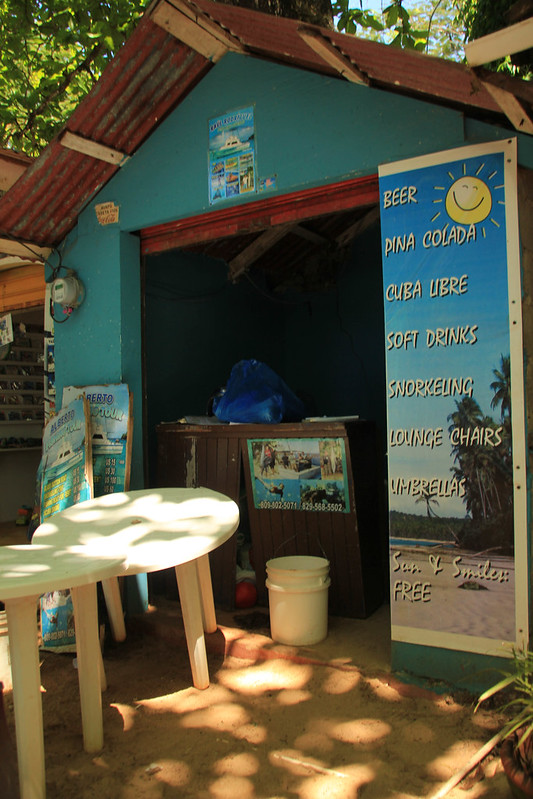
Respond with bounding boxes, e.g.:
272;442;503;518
33;487;240;690
0;544;127;799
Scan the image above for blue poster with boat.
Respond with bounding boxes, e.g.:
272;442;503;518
40;395;92;521
208;106;256;204
39;395;93;651
379;140;528;655
62;383;132;496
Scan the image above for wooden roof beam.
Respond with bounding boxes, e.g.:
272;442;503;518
150;0;240;62
292;225;329;245
228;223;294;280
60;132;129;166
335;206;380;248
465;16;533;67
0;151;32;193
475;73;533;135
0;238;51;261
298;27;369;86
162;0;246;52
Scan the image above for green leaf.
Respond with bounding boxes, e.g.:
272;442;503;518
385;6;399;26
475;675;514;709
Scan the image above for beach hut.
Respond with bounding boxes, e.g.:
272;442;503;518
1;0;533;690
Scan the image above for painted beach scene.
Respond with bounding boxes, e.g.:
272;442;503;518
380;143;522;650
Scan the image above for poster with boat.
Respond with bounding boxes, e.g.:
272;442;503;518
0;313;13;347
38;396;93;653
247;437;349;512
379;139;527;656
62;383;132;496
208;106;256;204
39;395;92;521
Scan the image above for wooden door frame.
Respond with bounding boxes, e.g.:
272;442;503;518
140;174;379;255
140;173;380;485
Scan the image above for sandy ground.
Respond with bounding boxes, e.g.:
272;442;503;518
0;594;516;799
0;522;516;799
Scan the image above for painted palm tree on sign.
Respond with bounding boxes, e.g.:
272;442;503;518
415;487;440;518
448;396;509;521
490;354;511;420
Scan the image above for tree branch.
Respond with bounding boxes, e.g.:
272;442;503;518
20;41;104;136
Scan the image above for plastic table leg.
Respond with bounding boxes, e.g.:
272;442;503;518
70;583;104;753
174;560;209;690
4;594;45;799
196;554;217;634
100;577;126;642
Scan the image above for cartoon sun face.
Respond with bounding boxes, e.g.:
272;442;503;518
432;161;504;235
445;176;492;224
446;175;492;225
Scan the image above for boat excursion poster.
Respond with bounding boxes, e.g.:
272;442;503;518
39;395;93;521
0;313;13;347
379;139;528;656
247;437;350;513
208;106;256;204
62;383;132;496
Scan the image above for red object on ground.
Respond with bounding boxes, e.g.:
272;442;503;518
235;580;257;609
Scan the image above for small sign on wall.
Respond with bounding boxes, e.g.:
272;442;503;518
62;383;132;496
95;201;119;225
208;106;256;204
0;313;13;347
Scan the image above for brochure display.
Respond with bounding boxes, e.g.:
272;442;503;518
62;383;132;496
208;107;256;204
39;396;93;520
0;313;13;347
38;395;93;651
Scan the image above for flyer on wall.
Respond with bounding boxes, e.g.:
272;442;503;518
379;138;527;656
39;395;93;521
247;437;350;512
208;106;256;204
62;383;132;496
0;313;13;347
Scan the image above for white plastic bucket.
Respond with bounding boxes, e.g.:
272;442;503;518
266;555;330;645
0;611;12;691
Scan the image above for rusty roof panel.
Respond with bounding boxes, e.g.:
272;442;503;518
0;17;210;248
193;0;507;114
0;143;117;247
68;20;208;153
0;0;531;251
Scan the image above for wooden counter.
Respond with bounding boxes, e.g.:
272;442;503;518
155;420;384;618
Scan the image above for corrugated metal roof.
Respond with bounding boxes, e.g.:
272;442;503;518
0;0;531;251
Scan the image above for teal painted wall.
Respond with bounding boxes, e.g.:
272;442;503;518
54;228;143;488
53;51;533;689
91;54;466;231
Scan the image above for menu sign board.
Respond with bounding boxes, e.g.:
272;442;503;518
379;139;528;655
247;437;350;512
